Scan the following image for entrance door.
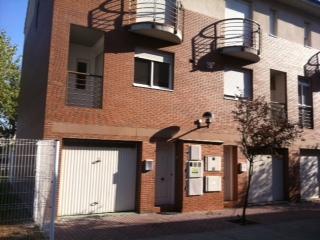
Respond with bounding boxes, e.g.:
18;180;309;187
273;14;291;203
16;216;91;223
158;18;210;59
300;155;319;199
272;156;284;201
225;0;251;47
155;143;175;206
224;146;235;201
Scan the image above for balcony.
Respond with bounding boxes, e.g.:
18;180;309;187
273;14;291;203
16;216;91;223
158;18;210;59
270;102;287;121
67;71;103;109
299;105;314;129
213;18;261;63
128;0;184;43
304;52;320;78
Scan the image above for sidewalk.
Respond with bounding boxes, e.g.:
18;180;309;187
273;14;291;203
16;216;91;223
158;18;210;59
56;202;320;240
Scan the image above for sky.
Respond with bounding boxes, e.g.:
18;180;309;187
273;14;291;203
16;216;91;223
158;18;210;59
0;0;319;59
0;0;29;60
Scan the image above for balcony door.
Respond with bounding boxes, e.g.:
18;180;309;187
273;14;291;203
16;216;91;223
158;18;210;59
225;0;251;47
298;77;313;128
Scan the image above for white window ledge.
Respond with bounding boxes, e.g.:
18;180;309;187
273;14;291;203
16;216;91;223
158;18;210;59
133;83;173;92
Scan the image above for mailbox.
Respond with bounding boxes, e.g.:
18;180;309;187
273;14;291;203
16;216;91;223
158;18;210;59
205;176;222;192
205;156;222;172
188;161;203;178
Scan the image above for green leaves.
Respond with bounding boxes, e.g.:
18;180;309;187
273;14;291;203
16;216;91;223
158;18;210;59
0;31;20;137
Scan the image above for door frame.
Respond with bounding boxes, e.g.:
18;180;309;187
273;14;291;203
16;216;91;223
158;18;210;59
223;146;238;202
155;142;176;209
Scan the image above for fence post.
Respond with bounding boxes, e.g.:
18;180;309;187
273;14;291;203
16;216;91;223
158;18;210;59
50;140;60;240
33;141;42;224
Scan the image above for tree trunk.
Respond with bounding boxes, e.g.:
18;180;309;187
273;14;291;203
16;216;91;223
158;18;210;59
242;158;253;224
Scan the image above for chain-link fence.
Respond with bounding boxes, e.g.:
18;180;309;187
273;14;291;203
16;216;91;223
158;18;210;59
0;139;60;240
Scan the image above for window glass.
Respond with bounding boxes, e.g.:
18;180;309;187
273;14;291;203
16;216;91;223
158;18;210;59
134;58;151;86
153;61;170;88
304;22;311;47
269;9;277;36
298;77;312;106
76;61;87;89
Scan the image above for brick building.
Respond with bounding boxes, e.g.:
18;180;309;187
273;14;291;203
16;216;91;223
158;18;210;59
18;0;320;216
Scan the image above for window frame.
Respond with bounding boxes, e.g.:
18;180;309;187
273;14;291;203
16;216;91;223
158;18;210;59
298;77;312;107
134;48;174;91
269;9;278;37
75;59;90;90
304;21;312;47
298;76;313;129
223;68;253;100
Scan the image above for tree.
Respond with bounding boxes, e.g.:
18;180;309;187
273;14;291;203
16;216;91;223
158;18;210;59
232;96;301;224
0;31;20;137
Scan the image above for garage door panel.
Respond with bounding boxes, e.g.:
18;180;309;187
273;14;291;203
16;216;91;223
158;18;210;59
249;155;284;204
300;155;319;200
249;155;273;203
60;147;97;216
114;148;137;211
58;146;137;216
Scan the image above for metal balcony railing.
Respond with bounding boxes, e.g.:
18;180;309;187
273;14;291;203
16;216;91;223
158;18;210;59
66;71;103;109
270;102;287;121
304;51;320;78
129;0;184;33
299;105;314;129
214;18;261;54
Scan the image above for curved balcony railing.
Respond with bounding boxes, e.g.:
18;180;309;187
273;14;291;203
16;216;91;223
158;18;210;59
213;18;261;61
128;0;184;43
304;52;320;78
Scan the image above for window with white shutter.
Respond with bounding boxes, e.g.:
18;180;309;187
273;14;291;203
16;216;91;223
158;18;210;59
224;69;252;99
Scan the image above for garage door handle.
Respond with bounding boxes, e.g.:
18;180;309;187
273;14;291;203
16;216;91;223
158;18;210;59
92;160;101;164
90;202;98;206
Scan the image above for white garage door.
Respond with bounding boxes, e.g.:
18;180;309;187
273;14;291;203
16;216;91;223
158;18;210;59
300;155;319;200
58;146;137;216
249;155;284;203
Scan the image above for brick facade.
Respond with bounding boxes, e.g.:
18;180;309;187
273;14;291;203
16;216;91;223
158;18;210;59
18;0;320;214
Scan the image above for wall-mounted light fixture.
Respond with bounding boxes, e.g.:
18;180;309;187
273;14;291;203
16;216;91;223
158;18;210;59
195;112;214;128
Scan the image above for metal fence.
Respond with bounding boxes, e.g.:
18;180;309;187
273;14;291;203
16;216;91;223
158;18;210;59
214;18;261;54
304;51;320;77
129;0;184;32
0;139;60;240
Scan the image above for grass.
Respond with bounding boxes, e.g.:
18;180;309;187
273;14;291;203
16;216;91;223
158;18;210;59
0;224;45;240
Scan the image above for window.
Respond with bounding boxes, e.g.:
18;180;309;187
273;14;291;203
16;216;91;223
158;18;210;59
224;69;252;99
304;22;311;47
76;61;88;90
134;48;173;90
298;77;312;106
298;76;313;128
269;9;277;36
